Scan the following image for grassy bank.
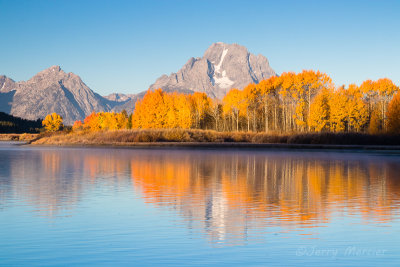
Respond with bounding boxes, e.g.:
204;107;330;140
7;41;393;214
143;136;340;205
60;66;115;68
29;129;400;147
0;133;39;141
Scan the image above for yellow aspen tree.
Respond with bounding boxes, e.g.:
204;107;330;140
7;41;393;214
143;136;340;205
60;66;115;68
132;89;168;128
295;70;332;130
164;93;178;128
241;83;259;131
361;78;399;131
329;87;348;132
83;112;100;131
369;108;382;134
278;72;296;132
190;92;211;129
223;89;243;131
375;78;399;130
294;99;307;131
209;100;222;131
345;84;368;132
308;88;331;132
42;113;63;132
174;94;192;129
387;91;400;133
97;112;107;130
115;112;128;129
257;76;278;132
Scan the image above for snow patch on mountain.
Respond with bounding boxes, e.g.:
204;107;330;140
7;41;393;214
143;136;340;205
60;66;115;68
214;70;234;89
214;48;228;74
211;48;234;89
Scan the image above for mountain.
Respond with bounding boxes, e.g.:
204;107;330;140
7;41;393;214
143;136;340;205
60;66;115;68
0;66;113;125
149;42;276;99
103;93;136;102
0;43;276;124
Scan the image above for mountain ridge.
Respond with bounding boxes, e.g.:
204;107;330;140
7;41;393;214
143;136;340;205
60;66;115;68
0;66;114;125
0;42;276;124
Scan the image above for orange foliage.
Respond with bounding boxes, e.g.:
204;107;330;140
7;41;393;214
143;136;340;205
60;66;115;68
42;113;63;132
387;92;400;133
73;111;129;132
131;89;197;129
308;88;331;132
72;120;83;131
51;71;399;135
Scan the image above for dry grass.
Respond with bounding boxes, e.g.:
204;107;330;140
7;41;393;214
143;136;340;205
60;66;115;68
0;133;39;141
29;129;400;146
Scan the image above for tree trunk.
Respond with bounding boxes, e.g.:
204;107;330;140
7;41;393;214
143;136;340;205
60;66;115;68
274;103;277;131
308;87;311;131
282;103;286;132
382;100;387;131
265;102;269;132
236;112;239;131
247;113;250;132
253;110;256;132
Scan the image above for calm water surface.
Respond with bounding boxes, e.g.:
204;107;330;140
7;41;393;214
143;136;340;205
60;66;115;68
0;143;399;266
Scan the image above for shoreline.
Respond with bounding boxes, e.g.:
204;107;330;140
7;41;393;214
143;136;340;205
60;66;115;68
2;130;400;152
26;141;400;151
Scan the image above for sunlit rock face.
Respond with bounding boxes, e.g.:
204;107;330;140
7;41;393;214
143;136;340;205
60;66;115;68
149;42;276;99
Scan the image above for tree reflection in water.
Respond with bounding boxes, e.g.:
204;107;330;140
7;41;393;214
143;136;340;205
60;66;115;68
2;147;400;244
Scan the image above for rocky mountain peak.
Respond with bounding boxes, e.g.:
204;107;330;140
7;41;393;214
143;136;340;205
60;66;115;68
203;42;244;61
26;65;67;85
0;75;16;93
149;42;276;99
38;65;64;76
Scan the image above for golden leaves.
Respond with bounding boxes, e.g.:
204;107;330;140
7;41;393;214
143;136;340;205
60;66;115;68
44;72;399;135
42;113;63;132
387;92;400;133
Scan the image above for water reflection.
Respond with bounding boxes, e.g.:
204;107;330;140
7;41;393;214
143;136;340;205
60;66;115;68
1;147;400;243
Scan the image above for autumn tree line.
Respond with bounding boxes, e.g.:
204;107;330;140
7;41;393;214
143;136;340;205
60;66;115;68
43;70;400;134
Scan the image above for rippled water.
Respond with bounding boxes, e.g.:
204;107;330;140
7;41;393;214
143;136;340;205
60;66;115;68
0;143;399;266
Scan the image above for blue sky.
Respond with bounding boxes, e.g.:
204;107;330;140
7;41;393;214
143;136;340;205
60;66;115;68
0;0;399;95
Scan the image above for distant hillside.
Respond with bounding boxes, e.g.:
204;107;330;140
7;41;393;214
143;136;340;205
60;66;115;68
0;112;42;133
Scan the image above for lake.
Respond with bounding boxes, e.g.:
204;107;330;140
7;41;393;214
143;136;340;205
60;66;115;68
0;143;399;266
